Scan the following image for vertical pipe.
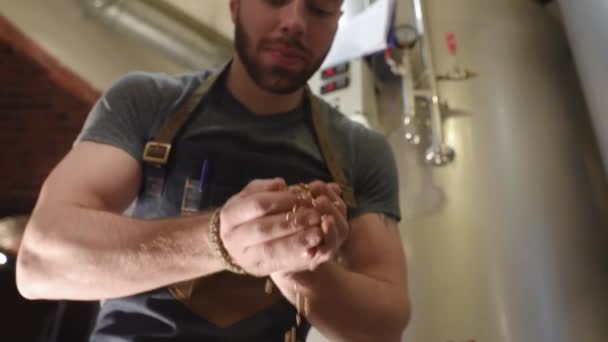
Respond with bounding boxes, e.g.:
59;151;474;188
411;0;454;165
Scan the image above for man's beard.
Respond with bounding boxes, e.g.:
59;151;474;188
234;12;330;95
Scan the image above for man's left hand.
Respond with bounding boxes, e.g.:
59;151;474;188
272;180;349;278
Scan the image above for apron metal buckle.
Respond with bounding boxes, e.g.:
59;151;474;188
143;141;172;165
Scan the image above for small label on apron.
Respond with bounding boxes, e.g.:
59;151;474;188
181;178;202;216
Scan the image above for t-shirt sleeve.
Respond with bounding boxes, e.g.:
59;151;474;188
75;72;178;161
349;127;402;222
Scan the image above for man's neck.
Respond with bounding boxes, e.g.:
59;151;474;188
225;57;304;115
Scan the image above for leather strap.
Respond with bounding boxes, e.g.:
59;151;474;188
142;69;223;165
307;88;357;207
156;75;218;144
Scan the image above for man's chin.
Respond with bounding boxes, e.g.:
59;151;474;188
259;72;309;94
261;81;303;95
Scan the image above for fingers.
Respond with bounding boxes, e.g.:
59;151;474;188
304;215;342;270
226;179;345;228
225;208;322;247
328;182;342;195
313;197;349;254
221;189;298;228
229;210;345;276
240;226;325;275
300;213;346;271
219;179;350;276
234;178;286;200
224;178;286;209
315;195;348;233
304;181;349;264
309;181;347;217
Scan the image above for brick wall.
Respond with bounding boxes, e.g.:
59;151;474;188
0;16;100;217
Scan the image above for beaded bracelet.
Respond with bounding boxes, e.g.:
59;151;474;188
208;207;247;275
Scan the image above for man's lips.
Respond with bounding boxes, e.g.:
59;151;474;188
265;45;309;63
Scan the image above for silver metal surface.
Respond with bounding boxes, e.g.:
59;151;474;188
375;0;608;341
404;0;455;166
80;0;232;70
558;0;608;173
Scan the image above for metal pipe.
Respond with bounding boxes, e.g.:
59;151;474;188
411;0;454;165
80;0;233;70
401;50;416;120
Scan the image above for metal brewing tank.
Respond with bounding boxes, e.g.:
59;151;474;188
375;0;608;341
558;0;608;172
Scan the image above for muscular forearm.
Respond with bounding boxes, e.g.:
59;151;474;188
17;205;223;301
273;262;410;342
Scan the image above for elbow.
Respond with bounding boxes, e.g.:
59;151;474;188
400;305;412;336
357;296;412;342
16;247;48;300
16;245;67;300
395;295;412;339
383;295;411;341
401;293;412;326
15;220;61;300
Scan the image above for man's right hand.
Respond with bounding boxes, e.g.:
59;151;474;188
218;178;325;277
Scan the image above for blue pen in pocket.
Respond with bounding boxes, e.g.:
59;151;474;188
199;160;210;193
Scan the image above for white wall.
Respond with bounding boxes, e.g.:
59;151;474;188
0;0;191;90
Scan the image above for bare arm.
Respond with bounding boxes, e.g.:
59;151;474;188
273;212;411;342
16;141;223;300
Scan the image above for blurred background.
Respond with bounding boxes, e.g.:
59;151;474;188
1;0;607;341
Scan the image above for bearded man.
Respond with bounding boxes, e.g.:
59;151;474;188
17;1;410;341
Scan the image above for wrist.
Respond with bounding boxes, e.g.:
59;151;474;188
190;211;224;275
207;207;247;275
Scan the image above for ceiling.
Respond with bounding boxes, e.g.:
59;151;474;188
169;0;235;40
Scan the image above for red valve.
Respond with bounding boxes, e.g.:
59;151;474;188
446;32;458;55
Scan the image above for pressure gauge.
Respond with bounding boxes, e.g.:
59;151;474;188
393;24;420;49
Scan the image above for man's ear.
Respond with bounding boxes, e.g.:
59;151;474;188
229;0;239;23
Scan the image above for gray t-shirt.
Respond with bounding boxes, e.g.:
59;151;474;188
78;70;401;221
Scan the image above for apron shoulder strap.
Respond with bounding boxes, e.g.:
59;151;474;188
142;69;223;165
308;89;358;208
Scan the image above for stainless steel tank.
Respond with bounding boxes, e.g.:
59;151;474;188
558;0;608;172
376;0;608;341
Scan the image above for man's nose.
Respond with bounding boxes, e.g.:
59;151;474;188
278;0;307;38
